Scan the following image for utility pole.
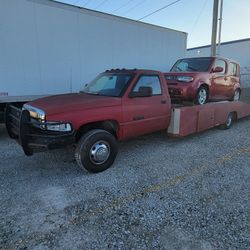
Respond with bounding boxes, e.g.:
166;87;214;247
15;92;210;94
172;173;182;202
217;0;223;55
211;0;219;56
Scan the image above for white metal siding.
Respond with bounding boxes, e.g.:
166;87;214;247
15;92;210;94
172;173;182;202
0;0;187;99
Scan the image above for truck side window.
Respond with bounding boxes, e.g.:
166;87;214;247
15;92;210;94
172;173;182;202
133;75;162;95
213;59;226;74
228;63;238;76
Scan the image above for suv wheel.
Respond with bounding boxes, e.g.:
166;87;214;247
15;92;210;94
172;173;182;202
75;129;118;173
195;86;208;105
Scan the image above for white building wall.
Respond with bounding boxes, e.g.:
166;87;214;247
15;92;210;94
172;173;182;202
0;0;186;99
186;39;250;87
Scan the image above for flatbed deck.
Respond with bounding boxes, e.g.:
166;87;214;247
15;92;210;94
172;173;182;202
168;101;250;137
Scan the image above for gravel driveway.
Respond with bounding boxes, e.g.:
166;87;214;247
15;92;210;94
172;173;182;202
0;97;250;249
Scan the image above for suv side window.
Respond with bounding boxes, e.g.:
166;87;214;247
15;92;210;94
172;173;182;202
228;63;238;76
132;75;162;95
213;59;226;74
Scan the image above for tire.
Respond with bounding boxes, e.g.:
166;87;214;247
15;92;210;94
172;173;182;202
194;86;208;105
219;112;235;130
231;89;241;101
75;129;118;173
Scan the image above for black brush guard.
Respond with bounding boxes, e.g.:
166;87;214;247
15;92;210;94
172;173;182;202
5;105;75;155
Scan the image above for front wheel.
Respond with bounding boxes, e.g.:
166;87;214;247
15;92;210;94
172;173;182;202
195;86;208;105
75;129;118;173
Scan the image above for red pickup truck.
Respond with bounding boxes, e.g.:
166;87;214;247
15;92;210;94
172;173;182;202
6;68;250;173
5;69;172;173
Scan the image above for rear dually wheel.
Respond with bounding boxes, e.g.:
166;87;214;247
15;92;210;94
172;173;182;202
219;112;236;130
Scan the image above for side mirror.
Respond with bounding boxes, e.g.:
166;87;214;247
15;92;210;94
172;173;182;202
129;86;153;98
212;66;224;73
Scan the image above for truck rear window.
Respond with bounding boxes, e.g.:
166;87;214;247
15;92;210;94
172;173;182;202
171;58;213;72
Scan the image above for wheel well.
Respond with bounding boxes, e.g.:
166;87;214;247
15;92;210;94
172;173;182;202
236;88;241;94
199;83;209;94
231;111;238;121
75;120;119;141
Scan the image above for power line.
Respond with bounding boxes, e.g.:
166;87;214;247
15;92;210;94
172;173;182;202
112;0;134;13
138;0;181;21
189;0;209;38
73;0;87;5
94;0;109;9
83;0;92;7
122;0;146;15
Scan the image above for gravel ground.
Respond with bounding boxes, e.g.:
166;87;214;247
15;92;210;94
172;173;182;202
0;97;250;249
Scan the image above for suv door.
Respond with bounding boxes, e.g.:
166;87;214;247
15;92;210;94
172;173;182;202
122;74;171;138
211;59;228;99
227;62;240;97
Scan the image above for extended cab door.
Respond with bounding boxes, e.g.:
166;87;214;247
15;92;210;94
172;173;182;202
121;74;171;138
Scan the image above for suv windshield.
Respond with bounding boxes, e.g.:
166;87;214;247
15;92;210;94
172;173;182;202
171;58;213;72
82;73;132;97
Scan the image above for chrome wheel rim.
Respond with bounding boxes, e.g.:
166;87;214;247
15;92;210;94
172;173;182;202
233;90;240;101
198;89;207;104
89;140;110;165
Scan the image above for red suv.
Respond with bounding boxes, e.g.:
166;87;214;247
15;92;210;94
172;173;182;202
165;57;241;105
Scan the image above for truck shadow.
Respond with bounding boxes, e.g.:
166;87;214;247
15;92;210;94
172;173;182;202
24;147;84;176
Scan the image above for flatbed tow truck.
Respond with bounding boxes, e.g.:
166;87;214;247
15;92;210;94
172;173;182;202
5;69;250;173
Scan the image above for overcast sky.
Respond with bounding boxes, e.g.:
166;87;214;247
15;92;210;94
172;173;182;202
56;0;250;48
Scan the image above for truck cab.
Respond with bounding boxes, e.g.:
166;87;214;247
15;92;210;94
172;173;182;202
6;69;172;173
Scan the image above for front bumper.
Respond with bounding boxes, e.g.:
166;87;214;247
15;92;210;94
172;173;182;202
5;105;75;156
168;84;196;101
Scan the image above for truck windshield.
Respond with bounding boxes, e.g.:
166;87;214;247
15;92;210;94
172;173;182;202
171;58;213;72
82;74;132;97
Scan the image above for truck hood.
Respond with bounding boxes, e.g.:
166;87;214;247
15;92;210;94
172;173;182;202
28;93;122;115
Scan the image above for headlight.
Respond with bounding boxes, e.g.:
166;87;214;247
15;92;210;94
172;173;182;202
177;76;194;82
46;122;72;132
23;104;45;121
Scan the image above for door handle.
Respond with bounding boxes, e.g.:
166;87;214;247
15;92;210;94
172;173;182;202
133;116;144;121
161;100;167;104
224;77;228;81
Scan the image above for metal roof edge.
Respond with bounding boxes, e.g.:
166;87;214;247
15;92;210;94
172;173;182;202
187;38;250;50
27;0;187;36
